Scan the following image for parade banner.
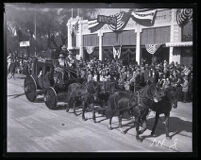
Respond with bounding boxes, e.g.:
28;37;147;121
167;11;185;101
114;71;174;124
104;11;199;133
145;43;162;54
85;46;95;54
130;9;157;26
113;46;122;59
176;9;193;27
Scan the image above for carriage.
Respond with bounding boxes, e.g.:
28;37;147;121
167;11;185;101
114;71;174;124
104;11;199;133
24;50;82;109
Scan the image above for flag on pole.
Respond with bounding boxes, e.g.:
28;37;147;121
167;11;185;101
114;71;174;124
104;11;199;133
176;8;193;27
145;44;162;55
113;46;122;59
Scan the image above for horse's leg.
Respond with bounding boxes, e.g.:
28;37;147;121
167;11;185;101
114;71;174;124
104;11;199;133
73;100;77;116
82;102;87;121
108;116;113;130
151;112;159;136
92;105;96;123
163;113;171;139
118;114;123;133
135;117;143;142
66;97;71;112
139;120;147;135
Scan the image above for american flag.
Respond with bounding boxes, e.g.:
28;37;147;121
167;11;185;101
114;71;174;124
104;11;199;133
145;44;162;55
88;19;105;33
176;9;193;27
113;46;122;59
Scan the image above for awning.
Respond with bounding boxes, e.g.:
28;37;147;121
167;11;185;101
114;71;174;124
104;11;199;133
165;41;193;47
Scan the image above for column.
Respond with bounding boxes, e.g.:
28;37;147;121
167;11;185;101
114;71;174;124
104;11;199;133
67;19;72;50
135;25;142;65
169;9;181;64
79;20;83;60
98;30;103;61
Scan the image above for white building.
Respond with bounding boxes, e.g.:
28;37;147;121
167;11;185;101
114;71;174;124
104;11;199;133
67;8;193;65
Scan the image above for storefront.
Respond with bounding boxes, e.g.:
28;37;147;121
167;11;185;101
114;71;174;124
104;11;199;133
67;8;193;65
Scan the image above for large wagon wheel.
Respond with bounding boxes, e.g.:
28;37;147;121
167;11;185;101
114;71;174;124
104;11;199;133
24;75;37;102
44;87;57;109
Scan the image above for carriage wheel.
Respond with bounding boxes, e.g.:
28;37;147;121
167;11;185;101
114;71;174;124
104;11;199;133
24;75;37;102
44;87;57;109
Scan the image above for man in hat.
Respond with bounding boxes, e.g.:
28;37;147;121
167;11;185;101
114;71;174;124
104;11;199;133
58;53;66;67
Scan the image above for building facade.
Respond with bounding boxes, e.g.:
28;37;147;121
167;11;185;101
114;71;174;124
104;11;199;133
67;9;193;65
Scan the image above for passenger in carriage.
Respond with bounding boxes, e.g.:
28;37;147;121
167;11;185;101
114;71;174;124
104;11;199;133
58;53;66;67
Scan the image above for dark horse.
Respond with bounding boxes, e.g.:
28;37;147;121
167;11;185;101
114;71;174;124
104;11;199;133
92;81;123;122
106;83;164;141
149;86;179;139
66;80;99;120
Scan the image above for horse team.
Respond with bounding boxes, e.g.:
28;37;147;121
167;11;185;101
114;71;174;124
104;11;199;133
65;80;179;141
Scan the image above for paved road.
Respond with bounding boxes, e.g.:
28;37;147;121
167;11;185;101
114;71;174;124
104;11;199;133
6;75;192;152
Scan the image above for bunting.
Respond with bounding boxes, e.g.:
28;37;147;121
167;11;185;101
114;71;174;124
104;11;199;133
145;43;162;55
176;8;193;27
113;46;122;59
88;19;105;33
85;46;95;54
108;11;131;31
88;9;157;33
130;9;157;26
88;11;131;33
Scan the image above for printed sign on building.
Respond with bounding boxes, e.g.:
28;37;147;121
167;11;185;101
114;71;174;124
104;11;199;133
19;41;30;47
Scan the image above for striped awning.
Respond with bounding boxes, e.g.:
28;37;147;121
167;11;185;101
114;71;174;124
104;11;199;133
165;41;193;47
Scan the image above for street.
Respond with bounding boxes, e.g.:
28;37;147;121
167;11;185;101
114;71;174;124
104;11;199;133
7;74;192;152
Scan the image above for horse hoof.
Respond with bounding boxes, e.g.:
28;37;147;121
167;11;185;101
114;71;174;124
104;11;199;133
108;126;112;130
151;132;157;137
166;136;172;140
136;137;143;142
121;130;125;134
82;118;87;121
66;108;70;112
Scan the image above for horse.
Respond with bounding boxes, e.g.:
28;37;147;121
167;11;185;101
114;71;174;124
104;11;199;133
106;83;164;141
92;81;125;123
106;91;137;130
149;86;179;139
132;83;164;141
66;80;99;120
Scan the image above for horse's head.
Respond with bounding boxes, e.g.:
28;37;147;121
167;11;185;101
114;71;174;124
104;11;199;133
129;94;138;108
87;80;99;101
164;86;179;108
147;84;165;103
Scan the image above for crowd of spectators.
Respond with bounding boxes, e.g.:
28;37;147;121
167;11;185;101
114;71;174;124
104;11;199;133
74;57;193;103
